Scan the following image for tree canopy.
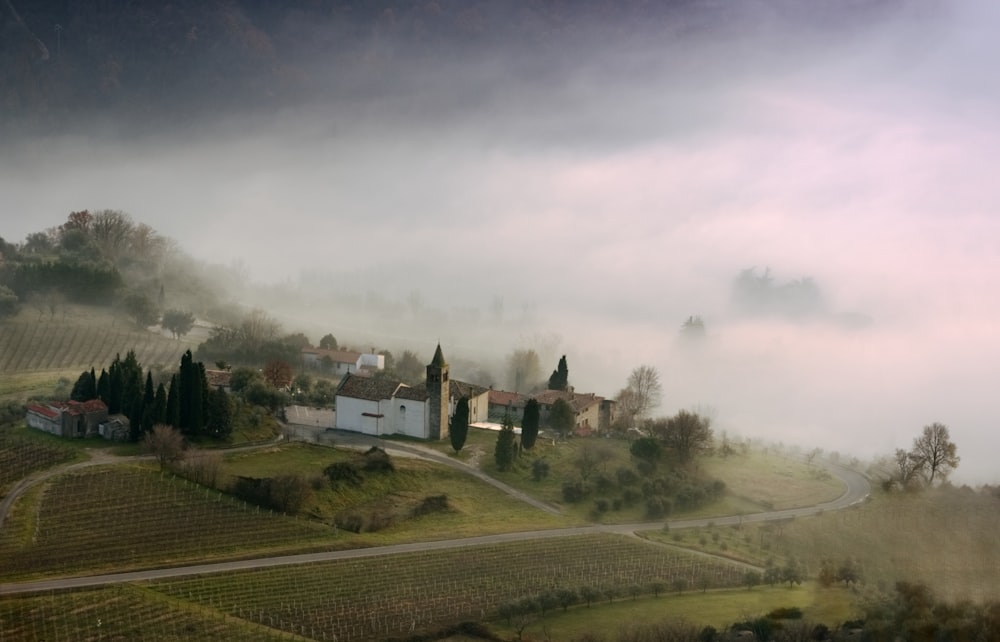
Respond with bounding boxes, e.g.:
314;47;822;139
449;396;470;453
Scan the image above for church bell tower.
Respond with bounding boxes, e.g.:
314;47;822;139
426;344;450;440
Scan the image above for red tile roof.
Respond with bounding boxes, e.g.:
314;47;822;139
27;404;60;419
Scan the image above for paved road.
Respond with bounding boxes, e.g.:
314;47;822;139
0;453;869;596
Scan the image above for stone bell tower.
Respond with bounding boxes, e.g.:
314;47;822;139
425;344;450;440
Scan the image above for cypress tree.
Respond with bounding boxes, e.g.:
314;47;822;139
207;387;233;439
548;355;569;391
70;370;97;401
449;396;470;453
521;398;541;450
178;350;193;432
494;413;518;472
97;369;110;403
108;357;123;414
152;382;168;426
165;374;180;428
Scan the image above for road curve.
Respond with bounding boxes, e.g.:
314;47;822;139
0;457;869;596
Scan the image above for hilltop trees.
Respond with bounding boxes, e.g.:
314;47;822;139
548;398;575;438
911;422;960;485
161;309;195;339
888;422;960;489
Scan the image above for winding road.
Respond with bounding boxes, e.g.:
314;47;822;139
0;433;869;596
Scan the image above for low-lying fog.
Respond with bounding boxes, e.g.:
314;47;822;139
4;1;998;482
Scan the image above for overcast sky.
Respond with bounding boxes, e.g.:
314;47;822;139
4;1;999;482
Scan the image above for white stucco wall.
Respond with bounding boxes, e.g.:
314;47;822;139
390;398;428;438
334;395;381;435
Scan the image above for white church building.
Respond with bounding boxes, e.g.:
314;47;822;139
333;345;489;440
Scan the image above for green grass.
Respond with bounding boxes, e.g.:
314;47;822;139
435;432;844;524
645;487;1000;604
490;584;856;640
221;442;573;541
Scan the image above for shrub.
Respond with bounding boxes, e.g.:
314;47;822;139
646;496;668;519
361;446;394;472
593;498;609;513
324;461;363;486
594;473;615;494
531;458;550;481
562;480;588;503
616;466;639;487
412;494;450;517
766;606;803;620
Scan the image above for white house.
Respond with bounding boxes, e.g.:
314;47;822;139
302;348;385;376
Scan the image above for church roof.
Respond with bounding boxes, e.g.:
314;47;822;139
336;373;403;402
430;343;447;367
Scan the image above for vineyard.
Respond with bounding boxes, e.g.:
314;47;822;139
0;585;296;642
0;319;195;374
146;534;747;641
0;428;79;497
0;466;337;579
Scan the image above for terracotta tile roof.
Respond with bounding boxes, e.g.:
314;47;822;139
531;390;602;414
65;399;108;415
336;373;402;402
302;347;362;365
205;369;232;388
488;389;525;407
27;404;60;419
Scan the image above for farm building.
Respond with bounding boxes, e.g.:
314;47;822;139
302;347;385;376
26;400;109;438
334;345;488;440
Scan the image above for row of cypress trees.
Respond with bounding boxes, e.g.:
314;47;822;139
70;349;231;441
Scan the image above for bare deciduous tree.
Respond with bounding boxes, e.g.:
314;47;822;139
616;365;663;426
506;348;541;393
144;424;185;471
911;422;959;484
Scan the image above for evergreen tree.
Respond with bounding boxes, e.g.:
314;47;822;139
108;357;123;414
494;413;518;472
97;368;110;403
191;361;207;436
207;387;234;439
549;397;576;438
450;396;470;453
152;382;168;426
70;369;97;401
165;374;180;428
521;398;541;450
179;350;194;430
548;355;569;391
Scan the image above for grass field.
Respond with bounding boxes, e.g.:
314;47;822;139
491;583;857;641
642;487;1000;603
419;429;845;524
221;442;572;541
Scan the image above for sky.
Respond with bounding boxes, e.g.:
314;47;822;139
3;0;999;482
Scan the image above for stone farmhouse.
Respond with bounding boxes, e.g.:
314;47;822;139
487;388;615;435
26;399;110;438
334;345;488;440
302;347;385;377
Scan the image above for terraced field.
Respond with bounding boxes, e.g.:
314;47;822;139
0;466;338;579
0;319;194;374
